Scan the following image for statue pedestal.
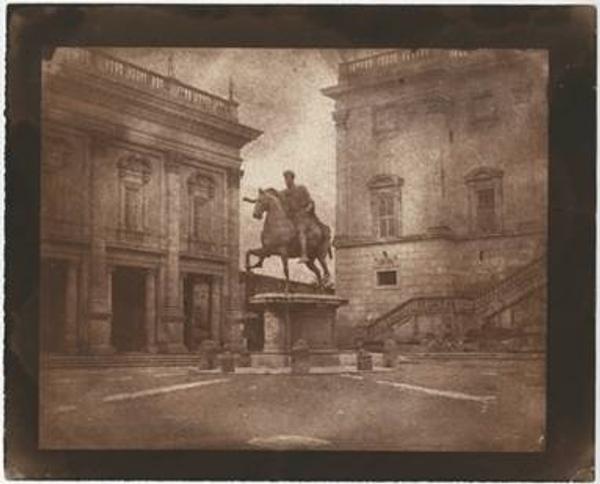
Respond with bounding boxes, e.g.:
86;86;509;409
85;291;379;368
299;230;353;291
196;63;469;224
249;292;348;368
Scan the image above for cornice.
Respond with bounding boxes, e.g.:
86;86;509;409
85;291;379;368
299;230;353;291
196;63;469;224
45;69;262;150
323;53;535;100
44;106;245;172
334;229;545;249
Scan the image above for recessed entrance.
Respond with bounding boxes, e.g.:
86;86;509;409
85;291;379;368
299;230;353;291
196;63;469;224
40;259;67;353
246;317;265;352
183;275;213;351
111;267;146;352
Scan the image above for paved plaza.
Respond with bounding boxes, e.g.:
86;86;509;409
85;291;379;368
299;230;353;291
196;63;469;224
40;358;544;451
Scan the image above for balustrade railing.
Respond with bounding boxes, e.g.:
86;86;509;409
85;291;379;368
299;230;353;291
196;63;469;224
474;257;546;314
366;256;545;341
367;296;474;340
339;49;471;83
52;48;238;121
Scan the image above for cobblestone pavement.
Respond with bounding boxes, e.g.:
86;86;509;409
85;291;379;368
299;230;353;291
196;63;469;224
40;359;544;451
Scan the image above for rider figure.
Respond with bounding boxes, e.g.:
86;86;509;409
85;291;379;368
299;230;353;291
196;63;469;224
281;170;314;264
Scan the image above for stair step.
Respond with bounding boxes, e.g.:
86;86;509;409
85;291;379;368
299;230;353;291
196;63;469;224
43;354;205;369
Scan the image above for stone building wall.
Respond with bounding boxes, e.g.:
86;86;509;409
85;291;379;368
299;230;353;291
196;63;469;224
323;50;548;347
41;48;261;355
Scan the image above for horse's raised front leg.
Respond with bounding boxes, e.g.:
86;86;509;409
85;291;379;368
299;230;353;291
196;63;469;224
246;248;266;271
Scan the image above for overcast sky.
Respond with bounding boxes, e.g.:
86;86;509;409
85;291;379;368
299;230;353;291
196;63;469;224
107;48;384;282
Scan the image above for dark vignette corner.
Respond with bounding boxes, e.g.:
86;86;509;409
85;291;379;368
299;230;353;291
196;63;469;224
4;4;596;480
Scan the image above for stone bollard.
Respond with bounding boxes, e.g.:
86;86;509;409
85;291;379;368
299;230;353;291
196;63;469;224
291;339;311;375
383;338;399;368
199;339;218;370
357;348;373;371
237;347;252;367
230;340;251;368
220;346;236;373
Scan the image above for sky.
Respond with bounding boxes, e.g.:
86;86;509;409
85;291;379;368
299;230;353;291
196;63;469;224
107;48;383;282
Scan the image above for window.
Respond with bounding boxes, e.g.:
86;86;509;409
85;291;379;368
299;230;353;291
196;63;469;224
475;188;496;233
368;174;403;240
377;270;398;287
117;154;151;233
470;90;498;126
373;105;396;133
465;167;503;235
193;195;212;240
188;173;216;245
124;185;142;230
378;193;395;238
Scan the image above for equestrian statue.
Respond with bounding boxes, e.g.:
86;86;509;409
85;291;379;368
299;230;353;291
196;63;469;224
243;170;333;291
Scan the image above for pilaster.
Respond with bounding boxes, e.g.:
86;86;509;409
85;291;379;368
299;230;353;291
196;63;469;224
424;107;453;235
225;167;244;345
333;108;351;239
161;152;186;353
87;135;114;355
63;260;79;354
145;268;159;353
211;276;223;344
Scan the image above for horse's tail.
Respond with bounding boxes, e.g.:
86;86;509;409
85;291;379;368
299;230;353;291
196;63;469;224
328;245;333;259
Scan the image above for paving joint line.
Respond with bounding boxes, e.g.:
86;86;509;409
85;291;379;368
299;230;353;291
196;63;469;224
103;378;230;403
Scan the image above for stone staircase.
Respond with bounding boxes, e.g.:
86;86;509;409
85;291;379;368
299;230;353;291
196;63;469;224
473;257;546;320
366;296;474;341
366;256;546;342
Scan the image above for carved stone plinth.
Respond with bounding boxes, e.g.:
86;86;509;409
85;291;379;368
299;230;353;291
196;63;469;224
249;293;348;368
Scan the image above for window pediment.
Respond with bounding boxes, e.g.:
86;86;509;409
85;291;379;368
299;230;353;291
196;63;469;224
465;167;503;184
367;174;404;190
424;94;453;115
118;154;152;184
188;173;216;200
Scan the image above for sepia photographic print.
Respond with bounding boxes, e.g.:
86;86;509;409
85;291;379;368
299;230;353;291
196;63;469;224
39;46;548;451
5;5;595;480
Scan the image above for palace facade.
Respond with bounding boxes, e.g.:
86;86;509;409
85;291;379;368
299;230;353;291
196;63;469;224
323;50;547;350
41;48;261;355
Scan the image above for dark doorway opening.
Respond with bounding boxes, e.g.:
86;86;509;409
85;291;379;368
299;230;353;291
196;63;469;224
40;259;67;353
246;317;265;352
183;275;212;351
112;267;146;352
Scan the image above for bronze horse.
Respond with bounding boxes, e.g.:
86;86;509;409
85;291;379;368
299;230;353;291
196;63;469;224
244;188;333;291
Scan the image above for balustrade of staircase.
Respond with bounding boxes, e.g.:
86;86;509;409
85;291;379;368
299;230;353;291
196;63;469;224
366;256;546;341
